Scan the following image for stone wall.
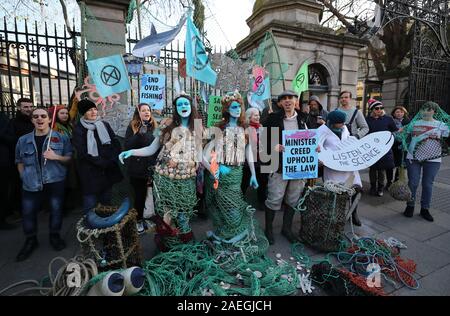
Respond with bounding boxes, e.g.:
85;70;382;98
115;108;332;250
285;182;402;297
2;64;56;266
381;77;409;112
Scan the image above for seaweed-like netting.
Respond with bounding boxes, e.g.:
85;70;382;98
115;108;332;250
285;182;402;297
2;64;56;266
139;242;298;296
204;166;269;265
397;103;450;158
152;172;198;248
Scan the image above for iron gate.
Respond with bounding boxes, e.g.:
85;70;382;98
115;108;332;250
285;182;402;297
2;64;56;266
0;18;80;117
383;0;450;114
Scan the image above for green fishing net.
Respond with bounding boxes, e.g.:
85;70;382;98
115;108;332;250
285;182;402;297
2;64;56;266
397;102;450;158
153;172;198;248
139;242;299;296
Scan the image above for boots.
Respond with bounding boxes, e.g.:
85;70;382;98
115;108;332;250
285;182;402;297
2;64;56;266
281;206;297;243
264;206;275;245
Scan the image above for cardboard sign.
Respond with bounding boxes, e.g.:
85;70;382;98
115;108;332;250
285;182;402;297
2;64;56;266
319;131;395;171
140;74;165;110
282;129;318;180
207;95;222;127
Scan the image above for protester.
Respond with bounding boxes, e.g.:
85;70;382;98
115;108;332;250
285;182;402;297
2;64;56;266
317;110;363;226
305;95;328;129
260;97;282;125
72;99;123;213
9;98;36;220
366;99;398;196
49;105;73;138
390;106;410;182
124;103;158;234
403;102;449;222
337;91;369;139
241;107;267;205
15;107;72;261
262;90;308;244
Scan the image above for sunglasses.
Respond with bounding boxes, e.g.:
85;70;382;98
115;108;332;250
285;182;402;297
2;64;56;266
374;106;384;110
32;114;48;119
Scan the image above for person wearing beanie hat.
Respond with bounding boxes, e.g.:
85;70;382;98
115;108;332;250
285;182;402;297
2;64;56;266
77;99;97;116
72;98;123;214
367;98;383;113
317;110;363;226
366;99;398;197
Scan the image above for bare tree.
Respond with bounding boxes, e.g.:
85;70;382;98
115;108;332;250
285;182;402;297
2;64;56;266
318;0;413;78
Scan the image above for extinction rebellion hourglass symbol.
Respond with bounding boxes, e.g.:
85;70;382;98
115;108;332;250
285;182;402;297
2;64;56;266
101;65;121;86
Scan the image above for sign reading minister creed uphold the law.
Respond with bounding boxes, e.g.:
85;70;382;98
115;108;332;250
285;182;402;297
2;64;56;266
318;131;395;172
282;130;319;180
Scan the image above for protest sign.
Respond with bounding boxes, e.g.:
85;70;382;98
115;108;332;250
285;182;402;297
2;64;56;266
207;95;222;127
318;131;395;171
87;54;131;98
282;129;318;180
140;74;165;110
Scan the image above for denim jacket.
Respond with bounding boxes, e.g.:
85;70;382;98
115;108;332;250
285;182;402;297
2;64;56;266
15;130;72;192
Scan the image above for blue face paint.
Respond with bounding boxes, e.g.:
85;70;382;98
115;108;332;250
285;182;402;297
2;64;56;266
176;97;191;118
229;101;241;119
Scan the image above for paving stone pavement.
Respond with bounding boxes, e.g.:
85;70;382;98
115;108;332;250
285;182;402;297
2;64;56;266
1;157;449;296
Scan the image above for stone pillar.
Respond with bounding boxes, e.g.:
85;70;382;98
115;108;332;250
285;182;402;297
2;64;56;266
381;77;409;113
79;0;132;137
82;0;130;58
339;47;359;99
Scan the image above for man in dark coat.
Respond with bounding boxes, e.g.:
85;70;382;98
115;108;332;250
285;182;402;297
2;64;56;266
0;112;16;229
262;90;308;245
305;95;328;129
9;98;35;218
72;100;123;213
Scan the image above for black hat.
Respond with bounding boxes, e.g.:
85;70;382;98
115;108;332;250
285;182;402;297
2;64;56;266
78;99;97;116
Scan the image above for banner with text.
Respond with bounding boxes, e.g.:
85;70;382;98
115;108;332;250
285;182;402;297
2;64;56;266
207;95;222;127
282;129;318;180
140;74;165;110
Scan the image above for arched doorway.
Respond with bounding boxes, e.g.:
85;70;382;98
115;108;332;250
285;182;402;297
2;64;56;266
307;63;330;110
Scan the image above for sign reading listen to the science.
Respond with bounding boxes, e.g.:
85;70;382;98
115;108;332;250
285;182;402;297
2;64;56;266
282;129;318;180
318;131;395;171
140;74;165;110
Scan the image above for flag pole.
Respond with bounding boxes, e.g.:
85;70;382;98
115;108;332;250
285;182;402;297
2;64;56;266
44;106;58;166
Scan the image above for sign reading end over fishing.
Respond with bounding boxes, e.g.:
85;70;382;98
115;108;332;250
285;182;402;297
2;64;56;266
282;129;318;180
140;74;165;110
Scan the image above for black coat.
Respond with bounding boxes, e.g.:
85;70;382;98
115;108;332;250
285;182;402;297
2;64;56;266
72;121;123;195
124;125;158;179
0;113;15;168
11;111;34;142
262;109;307;173
392;117;411;167
366;115;398;170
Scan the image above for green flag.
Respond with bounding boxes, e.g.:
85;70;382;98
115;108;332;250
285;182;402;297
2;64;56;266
292;62;309;96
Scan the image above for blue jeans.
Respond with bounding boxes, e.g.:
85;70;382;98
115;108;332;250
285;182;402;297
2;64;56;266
22;181;65;237
82;189;112;213
406;160;441;209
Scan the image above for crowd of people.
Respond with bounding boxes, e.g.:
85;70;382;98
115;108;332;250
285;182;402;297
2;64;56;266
0;90;448;262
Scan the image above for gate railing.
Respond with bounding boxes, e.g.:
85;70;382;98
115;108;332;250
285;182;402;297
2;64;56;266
0;18;79;117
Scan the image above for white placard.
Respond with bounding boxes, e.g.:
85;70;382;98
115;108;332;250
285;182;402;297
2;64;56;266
319;131;395;171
